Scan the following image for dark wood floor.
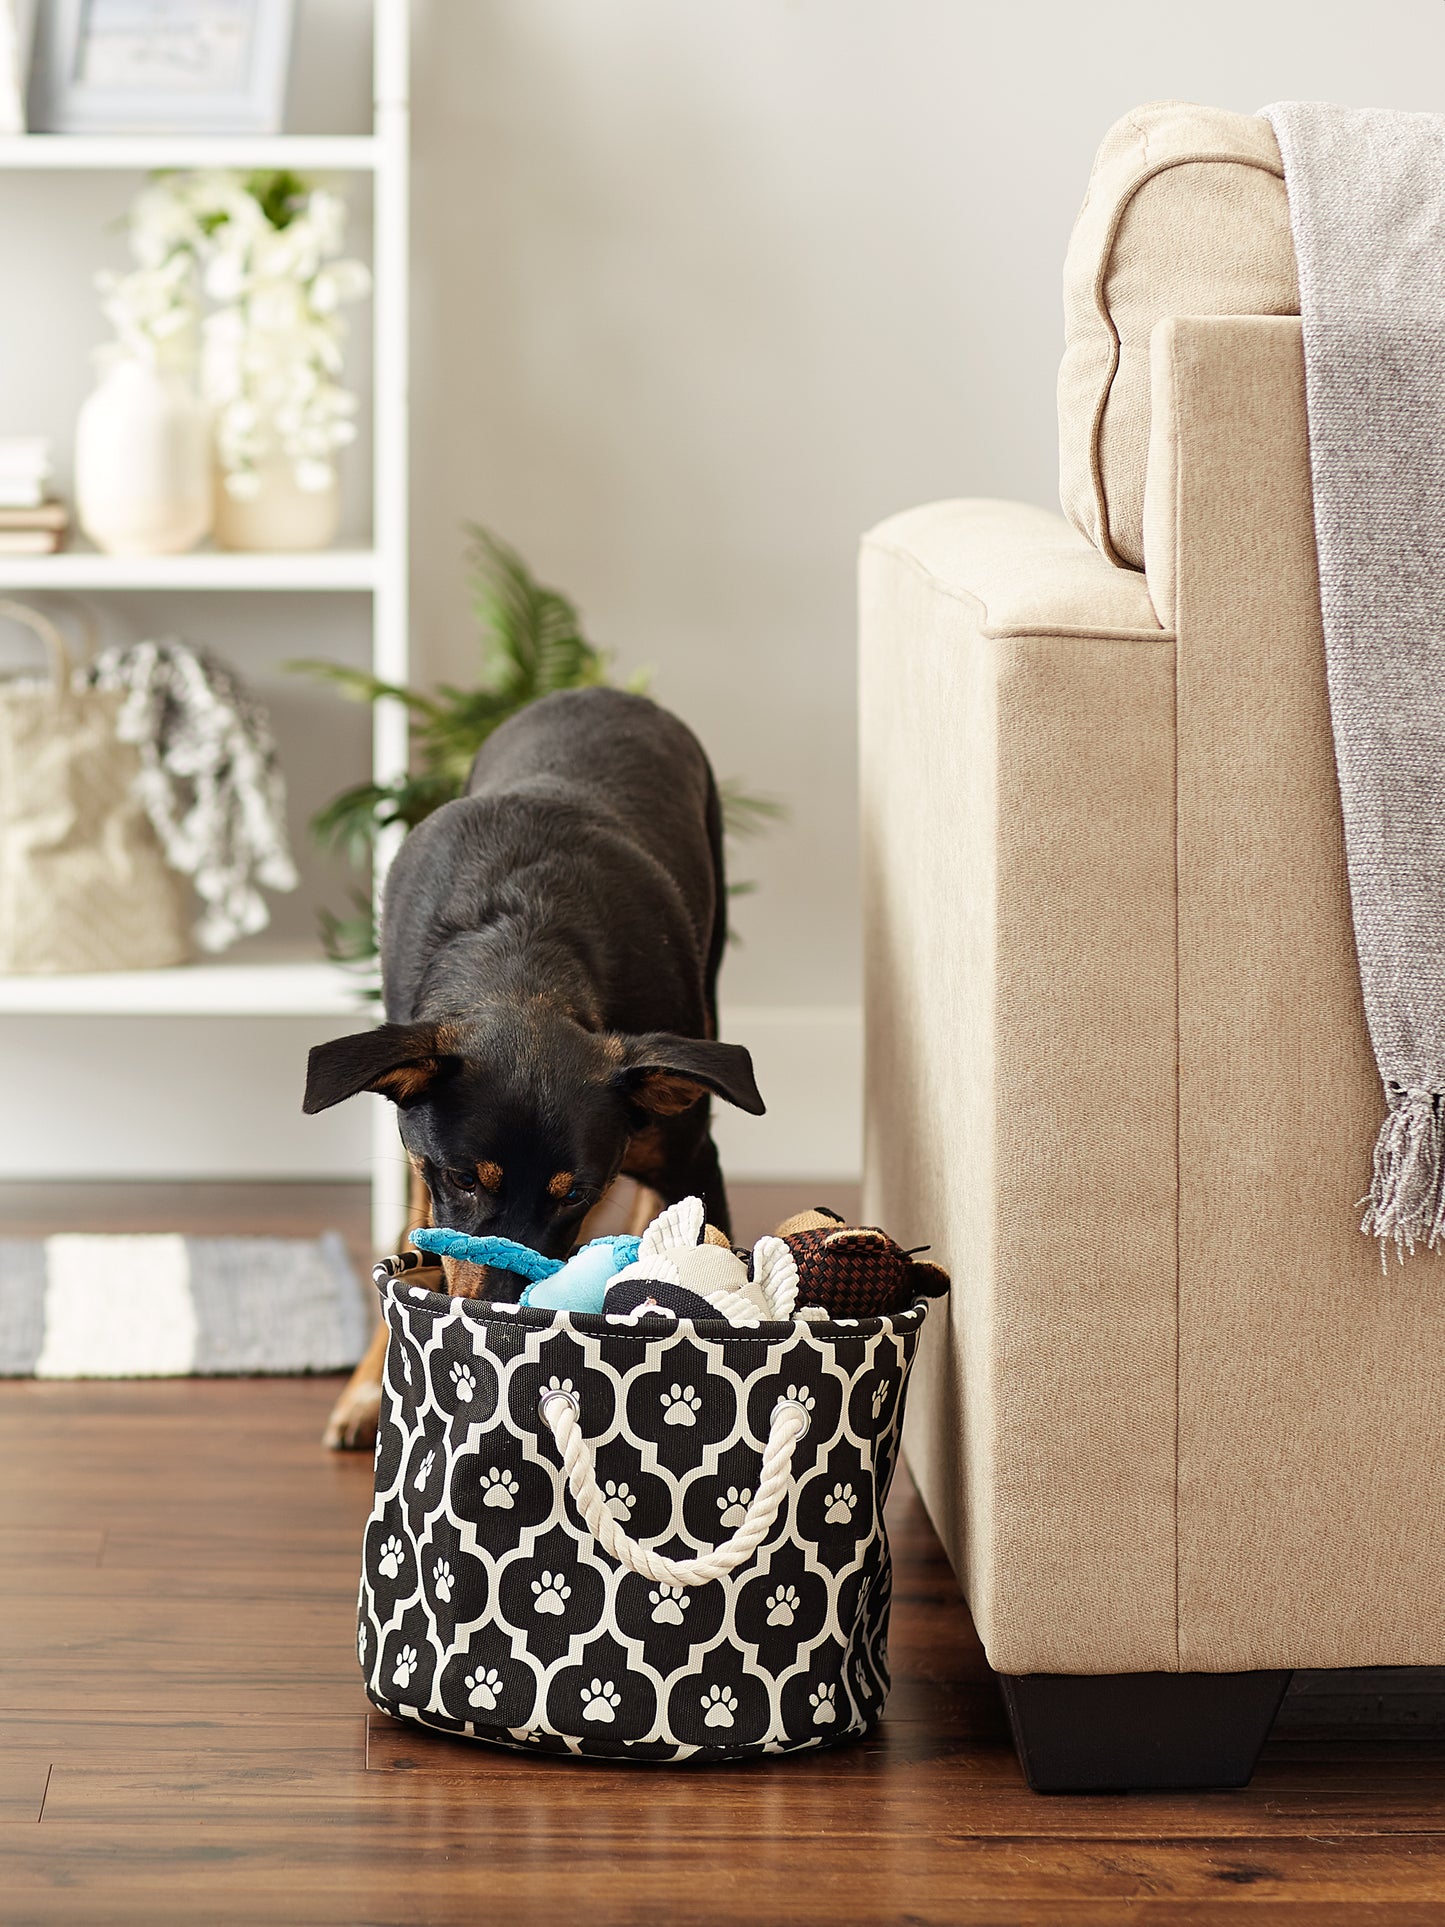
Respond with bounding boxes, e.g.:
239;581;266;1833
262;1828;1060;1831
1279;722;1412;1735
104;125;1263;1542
3;1183;1445;1922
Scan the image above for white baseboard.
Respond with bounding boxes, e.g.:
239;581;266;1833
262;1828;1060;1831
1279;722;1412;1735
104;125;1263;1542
0;1005;862;1183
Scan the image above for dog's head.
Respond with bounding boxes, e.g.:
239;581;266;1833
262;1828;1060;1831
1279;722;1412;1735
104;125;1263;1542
303;1004;763;1258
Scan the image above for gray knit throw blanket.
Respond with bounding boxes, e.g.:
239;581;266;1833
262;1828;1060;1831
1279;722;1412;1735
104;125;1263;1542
1263;101;1445;1258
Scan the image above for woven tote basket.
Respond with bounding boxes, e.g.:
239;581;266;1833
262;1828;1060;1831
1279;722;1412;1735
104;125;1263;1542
358;1265;930;1762
0;601;188;973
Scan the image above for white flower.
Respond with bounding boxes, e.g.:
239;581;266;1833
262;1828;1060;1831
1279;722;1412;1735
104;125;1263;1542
98;166;371;493
294;458;336;493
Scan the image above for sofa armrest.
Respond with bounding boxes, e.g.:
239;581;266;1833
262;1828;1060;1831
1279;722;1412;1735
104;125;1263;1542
863;498;1166;642
860;499;1179;1673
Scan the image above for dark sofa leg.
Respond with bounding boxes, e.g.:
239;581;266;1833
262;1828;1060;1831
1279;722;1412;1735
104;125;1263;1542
998;1669;1292;1793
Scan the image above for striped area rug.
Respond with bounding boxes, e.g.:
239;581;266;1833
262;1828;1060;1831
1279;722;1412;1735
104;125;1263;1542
0;1232;371;1378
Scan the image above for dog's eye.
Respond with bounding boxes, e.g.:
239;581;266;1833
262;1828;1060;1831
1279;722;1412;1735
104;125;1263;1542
448;1169;479;1192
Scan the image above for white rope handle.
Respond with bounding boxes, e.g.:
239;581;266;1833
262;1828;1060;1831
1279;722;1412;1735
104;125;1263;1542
539;1388;811;1588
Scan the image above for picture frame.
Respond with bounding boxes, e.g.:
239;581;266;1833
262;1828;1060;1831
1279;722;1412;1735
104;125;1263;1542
28;0;296;136
0;0;39;134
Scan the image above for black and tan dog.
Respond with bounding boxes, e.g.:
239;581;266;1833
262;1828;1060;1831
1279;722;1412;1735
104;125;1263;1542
304;687;764;1448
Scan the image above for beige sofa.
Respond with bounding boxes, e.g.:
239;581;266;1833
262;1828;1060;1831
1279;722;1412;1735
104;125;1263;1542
860;101;1445;1791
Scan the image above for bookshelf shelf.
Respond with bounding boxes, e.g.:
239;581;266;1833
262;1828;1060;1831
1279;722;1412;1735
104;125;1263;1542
0;134;379;171
0;947;375;1017
0;545;380;592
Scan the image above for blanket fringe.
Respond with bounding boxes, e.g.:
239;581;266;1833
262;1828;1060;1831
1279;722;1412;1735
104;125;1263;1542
1361;1088;1445;1260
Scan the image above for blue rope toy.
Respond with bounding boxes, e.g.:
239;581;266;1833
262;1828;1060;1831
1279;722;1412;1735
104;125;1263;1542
409;1228;642;1312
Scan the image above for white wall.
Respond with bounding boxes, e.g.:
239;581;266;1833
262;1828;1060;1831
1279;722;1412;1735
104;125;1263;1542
4;0;1444;1182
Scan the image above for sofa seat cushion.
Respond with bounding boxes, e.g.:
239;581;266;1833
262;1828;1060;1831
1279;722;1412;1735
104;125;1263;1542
1058;101;1298;571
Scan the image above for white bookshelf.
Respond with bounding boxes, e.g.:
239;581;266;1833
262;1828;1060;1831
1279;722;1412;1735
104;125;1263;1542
0;2;410;1251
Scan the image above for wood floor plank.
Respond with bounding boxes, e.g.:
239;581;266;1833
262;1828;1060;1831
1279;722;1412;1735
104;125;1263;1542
38;1755;1445;1837
0;1527;104;1566
10;1826;1445;1921
0;1759;49;1823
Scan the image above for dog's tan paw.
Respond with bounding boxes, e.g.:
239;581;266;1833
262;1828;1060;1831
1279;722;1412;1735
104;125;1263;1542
323;1380;383;1451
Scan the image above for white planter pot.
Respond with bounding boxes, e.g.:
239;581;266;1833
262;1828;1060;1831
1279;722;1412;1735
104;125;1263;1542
75;360;212;556
213;459;342;553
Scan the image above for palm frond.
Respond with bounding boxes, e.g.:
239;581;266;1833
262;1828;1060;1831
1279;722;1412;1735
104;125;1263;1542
285;657;443;717
720;779;787;839
318;891;381;973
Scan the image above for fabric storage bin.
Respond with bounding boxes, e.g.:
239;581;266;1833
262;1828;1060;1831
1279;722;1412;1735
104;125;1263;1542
358;1263;931;1762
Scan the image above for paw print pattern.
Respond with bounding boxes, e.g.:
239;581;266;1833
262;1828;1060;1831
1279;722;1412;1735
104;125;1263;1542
701;1683;738;1729
581;1678;621;1723
809;1683;837;1726
661;1383;702;1427
377;1535;404;1579
531;1570;571;1615
824;1481;857;1526
766;1584;800;1627
602;1479;635;1522
648;1584;690;1626
717;1485;752;1530
450;1361;477;1402
413;1448;436;1491
392;1644;418;1689
480;1466;519;1510
783;1383;816;1414
871;1382;887;1420
432;1558;453;1603
357;1623;367;1664
466;1666;502;1711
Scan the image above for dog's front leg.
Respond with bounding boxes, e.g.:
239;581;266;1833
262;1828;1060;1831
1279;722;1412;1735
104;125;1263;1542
323;1163;430;1452
323;1319;389;1450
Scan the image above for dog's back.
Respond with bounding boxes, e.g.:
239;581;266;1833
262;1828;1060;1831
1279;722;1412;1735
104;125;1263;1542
380;689;724;1034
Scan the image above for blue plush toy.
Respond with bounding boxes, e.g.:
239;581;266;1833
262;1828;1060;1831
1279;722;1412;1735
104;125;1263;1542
409;1227;641;1314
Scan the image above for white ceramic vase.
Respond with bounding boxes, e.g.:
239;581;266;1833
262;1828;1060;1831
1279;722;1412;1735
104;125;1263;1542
75;358;212;556
213;459;342;553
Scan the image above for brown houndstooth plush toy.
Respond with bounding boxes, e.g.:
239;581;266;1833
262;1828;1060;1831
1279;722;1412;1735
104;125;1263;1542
771;1207;949;1320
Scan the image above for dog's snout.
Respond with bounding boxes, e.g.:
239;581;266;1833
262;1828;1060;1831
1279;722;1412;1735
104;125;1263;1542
438;1253;514;1300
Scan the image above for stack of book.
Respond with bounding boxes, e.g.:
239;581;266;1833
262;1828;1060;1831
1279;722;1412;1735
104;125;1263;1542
0;438;68;554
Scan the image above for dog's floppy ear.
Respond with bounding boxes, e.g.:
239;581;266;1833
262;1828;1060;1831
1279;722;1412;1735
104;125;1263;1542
303;1023;452;1114
613;1033;765;1117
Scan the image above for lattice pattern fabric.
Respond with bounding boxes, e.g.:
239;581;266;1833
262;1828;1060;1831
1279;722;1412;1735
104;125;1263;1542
359;1279;930;1761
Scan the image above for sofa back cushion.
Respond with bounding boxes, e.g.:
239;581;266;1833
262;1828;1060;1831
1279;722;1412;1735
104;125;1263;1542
1058;100;1298;569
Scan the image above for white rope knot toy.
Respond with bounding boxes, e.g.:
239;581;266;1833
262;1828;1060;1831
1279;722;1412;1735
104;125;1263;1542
538;1384;812;1587
605;1196;799;1325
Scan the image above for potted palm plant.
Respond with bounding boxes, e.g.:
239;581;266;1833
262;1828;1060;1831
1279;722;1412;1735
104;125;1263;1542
293;526;779;965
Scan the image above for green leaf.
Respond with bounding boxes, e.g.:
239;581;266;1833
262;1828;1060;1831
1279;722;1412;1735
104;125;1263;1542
318;891;381;969
719;780;787;839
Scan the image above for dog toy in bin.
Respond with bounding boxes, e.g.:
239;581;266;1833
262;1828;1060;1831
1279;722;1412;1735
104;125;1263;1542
775;1207;950;1319
409;1198;948;1322
408;1228;641;1312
